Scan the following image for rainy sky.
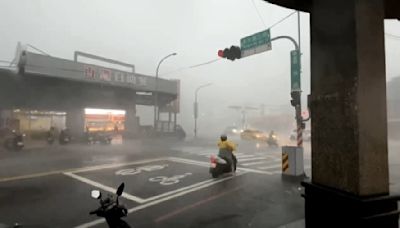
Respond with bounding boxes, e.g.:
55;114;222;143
1;0;400;136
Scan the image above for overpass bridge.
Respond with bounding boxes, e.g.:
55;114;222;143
0;46;179;136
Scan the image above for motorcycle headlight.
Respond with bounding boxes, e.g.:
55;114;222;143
22;134;26;137
232;129;238;133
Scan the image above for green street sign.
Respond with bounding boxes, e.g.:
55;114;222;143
240;29;271;57
290;50;301;91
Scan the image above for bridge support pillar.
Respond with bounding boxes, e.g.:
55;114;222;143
124;103;138;138
66;108;85;138
303;0;399;227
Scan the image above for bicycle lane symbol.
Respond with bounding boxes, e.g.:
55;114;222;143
115;164;169;176
149;173;192;186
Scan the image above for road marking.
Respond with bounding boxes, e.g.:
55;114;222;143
258;164;282;170
143;179;215;202
115;164;169;176
155;186;243;223
235;154;256;159
167;157;211;167
239;157;266;162
64;172;147;203
237;167;273;175
0;157;168;183
74;172;245;228
149;173;192;186
241;161;268;166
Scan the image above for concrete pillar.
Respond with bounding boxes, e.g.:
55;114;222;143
125;102;138;138
65;109;85;138
302;0;399;227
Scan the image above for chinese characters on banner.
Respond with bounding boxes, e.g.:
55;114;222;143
84;65;146;86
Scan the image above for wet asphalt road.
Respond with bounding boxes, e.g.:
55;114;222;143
0;137;398;228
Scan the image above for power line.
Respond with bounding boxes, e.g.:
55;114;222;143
250;0;267;28
269;11;297;29
161;58;221;76
189;58;221;68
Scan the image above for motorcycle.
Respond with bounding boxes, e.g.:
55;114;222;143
4;131;24;151
59;129;71;145
90;183;131;228
209;154;234;178
266;133;279;147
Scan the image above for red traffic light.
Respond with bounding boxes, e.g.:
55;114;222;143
218;50;224;58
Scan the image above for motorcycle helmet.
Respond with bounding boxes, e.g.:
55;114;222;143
220;134;227;141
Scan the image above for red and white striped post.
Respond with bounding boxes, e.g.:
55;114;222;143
297;126;303;147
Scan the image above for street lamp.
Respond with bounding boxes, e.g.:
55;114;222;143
154;52;177;129
194;83;212;137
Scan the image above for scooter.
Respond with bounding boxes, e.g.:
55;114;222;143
266;134;279;147
90;183;131;228
209;155;233;178
59;130;71;145
47;133;55;145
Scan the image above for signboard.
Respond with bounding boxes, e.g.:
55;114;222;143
83;65;146;86
290;50;301;91
240;29;272;58
20;51;178;95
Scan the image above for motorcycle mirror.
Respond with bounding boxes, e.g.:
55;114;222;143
116;182;125;196
91;190;101;199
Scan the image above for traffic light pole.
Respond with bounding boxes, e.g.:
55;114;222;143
269;36;304;147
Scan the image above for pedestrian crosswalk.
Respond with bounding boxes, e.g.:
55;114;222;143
172;146;286;174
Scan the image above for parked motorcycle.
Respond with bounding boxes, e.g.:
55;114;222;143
4;130;24;151
209;155;233;178
47;127;56;145
59;129;71;145
89;183;131;228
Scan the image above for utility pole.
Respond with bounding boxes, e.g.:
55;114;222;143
194;83;212;137
154;53;177;130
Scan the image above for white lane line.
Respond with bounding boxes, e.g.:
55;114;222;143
241;161;268;166
197;152;213;156
167;157;211;167
74;172;245;228
258;164;282;170
235;154;256;159
71;157;168;174
239;157;266;162
64;172;147;204
236;167;272;175
143;179;215;202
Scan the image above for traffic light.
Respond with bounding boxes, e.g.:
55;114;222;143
290;91;300;107
217;46;241;61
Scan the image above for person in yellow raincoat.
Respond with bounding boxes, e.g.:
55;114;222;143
217;134;237;172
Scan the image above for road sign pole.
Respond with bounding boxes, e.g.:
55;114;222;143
237;32;305;147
